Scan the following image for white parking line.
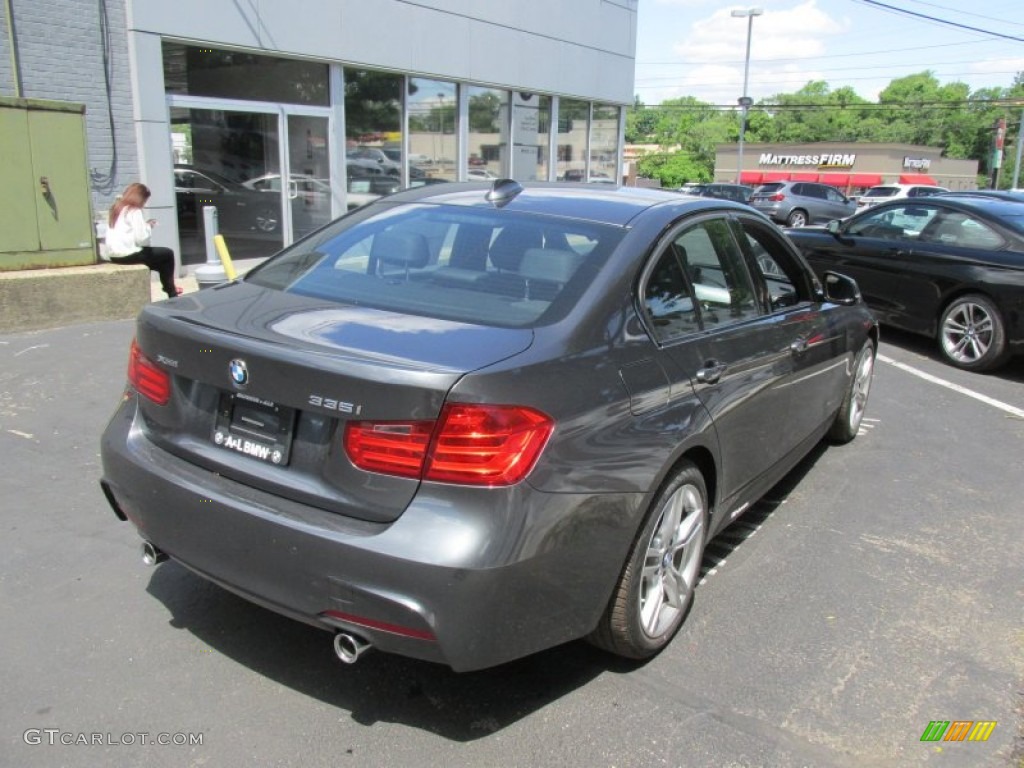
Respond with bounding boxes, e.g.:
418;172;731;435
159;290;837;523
877;354;1024;420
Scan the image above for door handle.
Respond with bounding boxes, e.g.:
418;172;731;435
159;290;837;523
696;361;726;384
790;338;809;354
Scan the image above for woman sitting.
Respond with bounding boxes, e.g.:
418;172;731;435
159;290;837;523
105;182;181;298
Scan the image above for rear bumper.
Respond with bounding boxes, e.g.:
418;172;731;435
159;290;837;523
750;203;785;222
100;396;644;671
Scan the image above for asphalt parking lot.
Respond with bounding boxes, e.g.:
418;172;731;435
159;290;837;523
1;319;1022;768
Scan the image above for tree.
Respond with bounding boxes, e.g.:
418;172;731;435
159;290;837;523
629;71;1024;185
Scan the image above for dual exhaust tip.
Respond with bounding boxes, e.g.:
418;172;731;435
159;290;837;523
141;540;373;665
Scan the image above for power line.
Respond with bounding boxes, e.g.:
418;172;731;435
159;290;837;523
630;99;1024;111
635;37;1011;67
898;0;1024;29
636;55;1024;82
848;0;1024;43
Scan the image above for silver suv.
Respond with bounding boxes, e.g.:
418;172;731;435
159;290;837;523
750;181;856;227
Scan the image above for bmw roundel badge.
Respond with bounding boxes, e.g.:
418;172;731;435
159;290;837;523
229;358;249;387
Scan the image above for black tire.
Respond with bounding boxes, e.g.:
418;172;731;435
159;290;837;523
786;209;808;227
589;461;708;659
828;340;875;444
938;294;1009;372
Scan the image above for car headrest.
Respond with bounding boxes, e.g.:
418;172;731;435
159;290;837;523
518;248;583;286
488;225;543;271
370;230;430;268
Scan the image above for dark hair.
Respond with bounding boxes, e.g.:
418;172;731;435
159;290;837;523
108;183;152;227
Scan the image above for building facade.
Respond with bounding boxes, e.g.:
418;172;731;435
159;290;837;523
2;0;636;265
715;142;979;194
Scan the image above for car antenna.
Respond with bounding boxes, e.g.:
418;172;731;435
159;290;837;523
486;178;523;207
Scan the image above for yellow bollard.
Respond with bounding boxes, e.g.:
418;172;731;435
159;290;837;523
213;234;237;280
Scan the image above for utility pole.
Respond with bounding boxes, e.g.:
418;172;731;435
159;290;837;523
732;8;762;184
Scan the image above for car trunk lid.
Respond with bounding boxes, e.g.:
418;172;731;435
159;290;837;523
130;282;534;523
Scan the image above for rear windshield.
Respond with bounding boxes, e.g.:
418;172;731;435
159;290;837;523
863;187;898;198
245;203;624;328
752;184;783;195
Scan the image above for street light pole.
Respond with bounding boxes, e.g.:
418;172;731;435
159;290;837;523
732;8;762;184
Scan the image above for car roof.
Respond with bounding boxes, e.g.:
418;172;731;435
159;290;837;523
865;183;944;192
938;190;1024;202
377;181;749;227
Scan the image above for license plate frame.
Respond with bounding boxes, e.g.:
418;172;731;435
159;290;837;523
212;392;296;466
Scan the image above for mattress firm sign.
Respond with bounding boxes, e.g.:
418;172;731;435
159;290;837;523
759;152;856;169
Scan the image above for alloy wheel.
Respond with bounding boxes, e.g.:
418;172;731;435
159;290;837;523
941;301;993;365
638;483;705;638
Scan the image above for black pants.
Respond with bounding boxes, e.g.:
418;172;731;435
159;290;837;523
110;246;178;298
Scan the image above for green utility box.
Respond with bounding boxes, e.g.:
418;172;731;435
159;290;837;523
0;97;96;271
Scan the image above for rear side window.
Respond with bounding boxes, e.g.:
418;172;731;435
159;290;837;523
920;211;1004;249
246;205;623;328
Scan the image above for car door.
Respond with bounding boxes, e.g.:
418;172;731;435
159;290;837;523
640;214;810;505
801;203;941;332
732;214;849;444
821;184;854;222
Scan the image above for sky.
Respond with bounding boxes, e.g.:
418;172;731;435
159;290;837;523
633;0;1024;106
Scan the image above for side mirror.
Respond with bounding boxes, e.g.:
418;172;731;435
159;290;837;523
822;271;862;306
826;219;842;235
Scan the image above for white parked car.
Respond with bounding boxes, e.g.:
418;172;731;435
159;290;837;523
856;183;949;211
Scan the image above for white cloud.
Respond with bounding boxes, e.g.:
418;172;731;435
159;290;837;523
662;0;850;103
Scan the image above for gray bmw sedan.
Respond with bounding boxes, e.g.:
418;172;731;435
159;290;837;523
100;180;877;671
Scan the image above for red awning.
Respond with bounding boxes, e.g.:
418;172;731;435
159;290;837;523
850;173;882;187
739;171;763;184
899;174;937;185
761;171;790;182
790;172;819;182
819;173;850;186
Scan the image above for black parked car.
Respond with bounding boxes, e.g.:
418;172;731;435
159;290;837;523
678;183;753;204
174;165;282;235
100;181;876;671
786;194;1024;371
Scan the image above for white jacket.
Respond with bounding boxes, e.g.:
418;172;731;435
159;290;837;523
105;208;151;257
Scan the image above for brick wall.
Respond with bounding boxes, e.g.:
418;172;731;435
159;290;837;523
0;0;139;216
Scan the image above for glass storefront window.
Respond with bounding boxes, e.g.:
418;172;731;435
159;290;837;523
163;43;328;106
170;107;284;264
556;99;590;182
511;93;551;181
589;104;620;184
466;86;508;179
408;78;457;182
343;68;402;197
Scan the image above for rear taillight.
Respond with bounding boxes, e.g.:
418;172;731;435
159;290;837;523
343;420;434;478
344;404;554;486
127;339;170;405
768;193;785;201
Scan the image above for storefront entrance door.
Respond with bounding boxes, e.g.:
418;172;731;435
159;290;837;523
169;105;333;265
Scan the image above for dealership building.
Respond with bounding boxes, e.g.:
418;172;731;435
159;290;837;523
1;1;636;268
715;142;979;193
